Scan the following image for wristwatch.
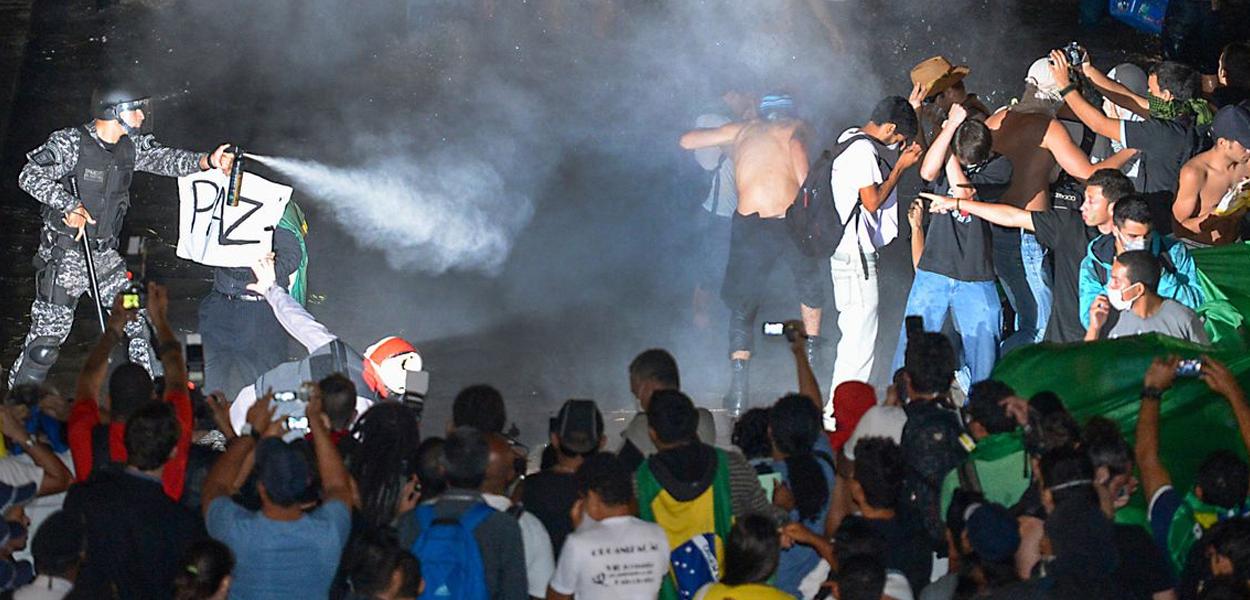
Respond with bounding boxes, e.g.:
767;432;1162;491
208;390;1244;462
1141;386;1165;401
21;437;36;450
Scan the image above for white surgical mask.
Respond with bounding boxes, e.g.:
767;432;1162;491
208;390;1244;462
1120;237;1146;252
1107;283;1141;311
1107;285;1133;311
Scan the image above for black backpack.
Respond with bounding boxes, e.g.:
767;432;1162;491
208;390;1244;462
899;400;970;547
785;133;888;277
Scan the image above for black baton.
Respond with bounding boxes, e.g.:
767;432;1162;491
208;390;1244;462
66;176;108;332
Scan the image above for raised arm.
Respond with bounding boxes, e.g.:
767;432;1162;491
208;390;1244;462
1136;356;1179;505
132;135;237;178
919;104;966;181
74;294;132;403
1081;59;1151;117
307;385;353;507
924;193;1035;231
248;254;336;352
1199;357;1250;467
146;283;185;392
786;321;821;410
1045;119;1138;179
202;394;275;516
1049;53;1124;141
679;122;744;150
861;142;922;212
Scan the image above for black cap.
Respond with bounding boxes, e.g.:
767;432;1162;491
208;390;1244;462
1213;104;1250;148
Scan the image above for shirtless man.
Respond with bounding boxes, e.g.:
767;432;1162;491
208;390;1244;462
983;57;1137;351
1173;104;1250;246
680;93;824;414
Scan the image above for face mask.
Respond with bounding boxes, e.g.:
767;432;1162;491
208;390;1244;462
1119;236;1146;251
1107;284;1135;311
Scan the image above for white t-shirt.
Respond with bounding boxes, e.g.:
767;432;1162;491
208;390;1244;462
548;515;670;599
830;128;900;256
481;493;555;598
0;452;74;563
843;405;907;461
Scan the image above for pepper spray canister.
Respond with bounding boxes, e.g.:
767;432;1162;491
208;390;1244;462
226;146;245;206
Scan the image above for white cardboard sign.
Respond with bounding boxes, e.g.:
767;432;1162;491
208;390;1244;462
176;170;292;267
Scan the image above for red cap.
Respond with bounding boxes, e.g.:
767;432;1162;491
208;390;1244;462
826;381;877;453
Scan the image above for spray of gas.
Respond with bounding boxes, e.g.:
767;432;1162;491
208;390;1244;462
249;153;533;276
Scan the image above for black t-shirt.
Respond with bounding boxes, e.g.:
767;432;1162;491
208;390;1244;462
1122;118;1197;195
1030;207;1098;343
520;469;580;555
1112;523;1175;600
918;154;1014;282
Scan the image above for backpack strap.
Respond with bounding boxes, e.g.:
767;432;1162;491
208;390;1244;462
506;504;526;520
457;502;497;532
956;459;983;495
829;133;884;280
414;503;437;527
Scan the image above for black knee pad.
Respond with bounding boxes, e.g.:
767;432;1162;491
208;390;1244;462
12;336;61;385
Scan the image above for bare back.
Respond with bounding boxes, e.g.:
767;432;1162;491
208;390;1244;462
986;110;1054;211
731;120;806;218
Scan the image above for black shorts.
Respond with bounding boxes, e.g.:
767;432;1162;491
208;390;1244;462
720;213;825;309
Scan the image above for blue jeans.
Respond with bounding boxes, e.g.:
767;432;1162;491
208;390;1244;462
995;230;1052;353
892;270;1002;386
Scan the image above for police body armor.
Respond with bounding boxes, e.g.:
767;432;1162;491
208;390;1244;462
254;339;374;402
47;125;135;250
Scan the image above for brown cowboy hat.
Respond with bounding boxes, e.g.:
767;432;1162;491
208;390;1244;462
911;56;971;99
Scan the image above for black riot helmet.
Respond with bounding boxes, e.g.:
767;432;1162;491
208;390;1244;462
91;86;151;136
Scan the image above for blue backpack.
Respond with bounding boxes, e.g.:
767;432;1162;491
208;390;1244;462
411;502;495;600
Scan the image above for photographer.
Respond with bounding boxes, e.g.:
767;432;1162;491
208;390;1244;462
67;284;193;501
1136;355;1250;573
202;389;353;598
1052;48;1209;234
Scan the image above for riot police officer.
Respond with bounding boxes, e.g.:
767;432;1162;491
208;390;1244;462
8;85;236;387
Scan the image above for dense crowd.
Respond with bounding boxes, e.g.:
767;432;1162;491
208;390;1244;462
2;11;1250;600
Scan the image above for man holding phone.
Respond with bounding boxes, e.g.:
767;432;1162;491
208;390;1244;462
1136;355;1250;572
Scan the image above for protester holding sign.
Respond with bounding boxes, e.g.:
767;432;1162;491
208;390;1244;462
9;82;235;388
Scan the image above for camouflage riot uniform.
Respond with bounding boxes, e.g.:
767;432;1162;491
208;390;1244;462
8;121;206;387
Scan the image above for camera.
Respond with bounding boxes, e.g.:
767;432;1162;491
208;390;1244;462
1062;42;1086;66
185;333;204;387
762;321;802;343
273;382;314;404
121;280;145;310
1175;359;1203;378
